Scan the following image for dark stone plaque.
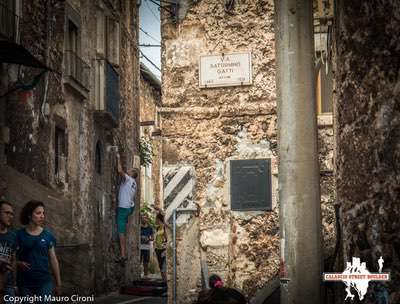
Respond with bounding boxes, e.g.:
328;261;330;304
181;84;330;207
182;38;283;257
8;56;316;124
230;159;272;211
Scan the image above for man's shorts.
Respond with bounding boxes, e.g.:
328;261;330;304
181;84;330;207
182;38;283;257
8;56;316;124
140;249;150;264
117;207;134;234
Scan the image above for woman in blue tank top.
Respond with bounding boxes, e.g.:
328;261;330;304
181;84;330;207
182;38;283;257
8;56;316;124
16;201;62;303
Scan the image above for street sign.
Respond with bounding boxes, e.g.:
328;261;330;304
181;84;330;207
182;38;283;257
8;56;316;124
199;52;252;88
230;159;272;211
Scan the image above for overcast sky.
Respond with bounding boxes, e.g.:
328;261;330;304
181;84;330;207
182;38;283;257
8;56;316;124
139;0;161;80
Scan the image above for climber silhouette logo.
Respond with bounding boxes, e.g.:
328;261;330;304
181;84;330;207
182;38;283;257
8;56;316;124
323;257;390;301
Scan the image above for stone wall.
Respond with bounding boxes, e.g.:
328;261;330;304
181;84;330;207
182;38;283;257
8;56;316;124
116;0;141;283
140;66;160;122
319;120;336;256
0;0;141;295
335;1;400;302
161;0;336;301
139;64;162;206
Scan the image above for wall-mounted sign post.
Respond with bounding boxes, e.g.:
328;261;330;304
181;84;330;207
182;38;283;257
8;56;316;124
199;52;252;88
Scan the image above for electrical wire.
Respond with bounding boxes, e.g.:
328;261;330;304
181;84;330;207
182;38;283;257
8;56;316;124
145;0;160;23
139;27;160;44
147;0;178;4
139;44;161;47
139;50;161;72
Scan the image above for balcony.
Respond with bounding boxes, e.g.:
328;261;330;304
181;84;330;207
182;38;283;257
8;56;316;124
0;3;49;70
0;2;19;42
63;50;90;98
93;59;120;129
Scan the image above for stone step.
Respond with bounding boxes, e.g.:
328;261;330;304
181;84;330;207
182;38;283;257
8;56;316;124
251;277;280;304
121;280;167;297
131;279;167;288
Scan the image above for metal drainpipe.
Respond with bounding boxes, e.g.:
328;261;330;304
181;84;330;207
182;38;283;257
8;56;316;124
275;0;322;303
172;208;198;304
172;209;177;304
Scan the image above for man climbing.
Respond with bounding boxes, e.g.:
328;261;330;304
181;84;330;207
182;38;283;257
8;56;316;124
116;153;138;264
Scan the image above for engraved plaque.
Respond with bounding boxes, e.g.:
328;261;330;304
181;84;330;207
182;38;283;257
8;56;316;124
230;159;272;211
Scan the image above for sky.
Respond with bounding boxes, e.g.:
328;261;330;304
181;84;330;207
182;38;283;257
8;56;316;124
139;0;162;80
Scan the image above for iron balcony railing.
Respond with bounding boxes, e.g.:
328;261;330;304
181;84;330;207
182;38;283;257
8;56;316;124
64;50;90;89
105;60;120;122
0;2;20;42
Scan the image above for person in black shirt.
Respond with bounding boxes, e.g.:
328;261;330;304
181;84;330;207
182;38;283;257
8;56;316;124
140;215;154;278
0;201;17;304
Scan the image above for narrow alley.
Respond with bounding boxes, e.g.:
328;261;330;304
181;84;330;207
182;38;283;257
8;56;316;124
0;0;399;304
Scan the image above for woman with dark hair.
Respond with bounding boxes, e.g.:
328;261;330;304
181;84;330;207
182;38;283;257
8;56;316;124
197;274;248;304
17;200;61;302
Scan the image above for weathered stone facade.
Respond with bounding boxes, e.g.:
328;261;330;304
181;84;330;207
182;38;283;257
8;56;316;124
0;0;140;295
161;0;335;302
334;1;400;302
139;63;162;207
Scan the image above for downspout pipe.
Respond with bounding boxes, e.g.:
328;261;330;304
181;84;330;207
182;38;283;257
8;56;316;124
274;1;322;304
172;209;177;304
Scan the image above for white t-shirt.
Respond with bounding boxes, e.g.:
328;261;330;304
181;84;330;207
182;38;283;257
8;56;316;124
118;174;136;208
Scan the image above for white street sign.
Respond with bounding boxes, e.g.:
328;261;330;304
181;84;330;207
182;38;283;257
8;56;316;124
199;52;252;88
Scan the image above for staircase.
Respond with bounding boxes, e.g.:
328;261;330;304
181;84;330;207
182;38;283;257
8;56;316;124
250;277;280;304
121;279;167;297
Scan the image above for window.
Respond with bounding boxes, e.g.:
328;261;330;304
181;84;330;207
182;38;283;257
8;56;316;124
55;127;67;181
142;163;154;205
67;21;78;54
95;7;120;65
65;3;81;54
96;9;106;56
67;21;79;78
63;5;89;91
0;0;21;42
95;141;102;175
95;59;105;110
316;60;333;115
93;8;120;126
106;17;120;66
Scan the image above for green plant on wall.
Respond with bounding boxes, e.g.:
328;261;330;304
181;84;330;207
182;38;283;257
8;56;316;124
140;201;155;228
139;137;153;167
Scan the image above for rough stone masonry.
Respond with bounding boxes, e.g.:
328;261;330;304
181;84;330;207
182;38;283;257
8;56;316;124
0;0;141;295
161;0;335;301
334;1;400;302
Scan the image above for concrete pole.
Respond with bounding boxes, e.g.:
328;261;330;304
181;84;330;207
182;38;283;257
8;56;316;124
274;1;322;304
